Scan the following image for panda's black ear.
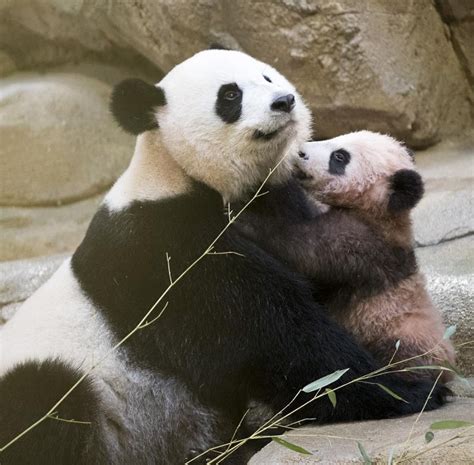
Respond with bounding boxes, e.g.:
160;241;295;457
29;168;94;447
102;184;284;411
388;169;424;212
110;78;166;135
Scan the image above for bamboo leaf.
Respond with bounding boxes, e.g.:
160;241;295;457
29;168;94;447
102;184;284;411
272;437;312;455
376;383;408;403
357;442;372;464
325;388;337;408
430;420;473;430
439;360;469;384
387;447;395;465
404;365;454;372
425;431;434;443
302;368;350;393
443;325;457;340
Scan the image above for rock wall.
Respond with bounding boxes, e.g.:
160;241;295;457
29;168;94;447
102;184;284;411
1;0;473;148
1;1;473;253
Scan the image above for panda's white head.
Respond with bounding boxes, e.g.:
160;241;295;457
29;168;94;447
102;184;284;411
296;131;423;216
110;49;312;202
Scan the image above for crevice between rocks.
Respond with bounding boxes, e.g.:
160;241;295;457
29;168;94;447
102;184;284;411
433;0;474;88
416;230;474;248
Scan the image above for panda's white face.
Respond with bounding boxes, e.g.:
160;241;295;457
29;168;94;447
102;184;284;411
155;50;312;201
296;131;415;210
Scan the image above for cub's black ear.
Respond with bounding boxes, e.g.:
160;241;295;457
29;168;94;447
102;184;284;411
388;169;424;212
110;78;166;135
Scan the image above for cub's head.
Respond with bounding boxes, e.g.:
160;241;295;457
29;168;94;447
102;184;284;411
296;131;424;216
110;49;311;201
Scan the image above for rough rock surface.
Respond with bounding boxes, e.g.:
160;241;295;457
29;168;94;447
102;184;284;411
413;134;474;247
435;0;474;86
1;0;473;147
0;253;66;325
0;72;134;206
249;398;474;464
412;133;474;376
418;236;474;377
0;195;102;261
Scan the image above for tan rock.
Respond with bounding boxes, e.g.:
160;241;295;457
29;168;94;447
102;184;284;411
0;50;15;77
227;0;473;147
451;20;474;85
413;133;474;247
249;398;474;464
1;0;472;147
0;72;134;206
0;195;101;261
417;236;474;377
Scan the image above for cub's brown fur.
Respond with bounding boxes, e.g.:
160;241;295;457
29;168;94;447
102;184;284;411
240;131;455;380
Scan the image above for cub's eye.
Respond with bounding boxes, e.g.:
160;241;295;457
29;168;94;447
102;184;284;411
331;149;350;164
263;75;272;83
224;90;240;100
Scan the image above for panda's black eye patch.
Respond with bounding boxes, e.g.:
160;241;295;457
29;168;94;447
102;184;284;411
263;75;272;83
224;90;240;100
329;149;351;175
216;83;242;124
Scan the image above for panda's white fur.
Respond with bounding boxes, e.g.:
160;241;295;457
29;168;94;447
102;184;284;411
105;130;192;210
0;259;118;380
0;260;222;461
2;49;310;372
1;53;449;465
107;50;311;210
297;131;414;204
0;49;312;464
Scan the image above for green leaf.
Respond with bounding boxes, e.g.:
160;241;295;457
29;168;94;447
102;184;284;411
302;368;350;393
272;437;312;455
443;325;457;340
430;420;474;430
425;431;434;443
439;360;469;384
376;383;408;403
357;442;372;465
404;365;454;372
325;388;337;408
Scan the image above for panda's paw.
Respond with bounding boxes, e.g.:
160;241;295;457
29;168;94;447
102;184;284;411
399;380;452;415
422;384;452;411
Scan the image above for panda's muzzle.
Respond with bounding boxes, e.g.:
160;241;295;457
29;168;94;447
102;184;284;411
253;128;280;140
253;119;293;141
271;94;295;113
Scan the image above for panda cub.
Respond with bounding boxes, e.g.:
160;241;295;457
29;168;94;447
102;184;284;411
242;131;455;380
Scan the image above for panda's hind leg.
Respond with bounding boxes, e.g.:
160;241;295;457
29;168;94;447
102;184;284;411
0;359;104;465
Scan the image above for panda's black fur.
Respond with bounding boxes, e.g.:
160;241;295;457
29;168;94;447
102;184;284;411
1;178;448;464
0;54;449;465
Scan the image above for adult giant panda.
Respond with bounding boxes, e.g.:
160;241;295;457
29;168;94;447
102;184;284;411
0;50;448;465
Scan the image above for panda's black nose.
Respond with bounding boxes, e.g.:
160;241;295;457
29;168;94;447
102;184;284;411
271;94;295;113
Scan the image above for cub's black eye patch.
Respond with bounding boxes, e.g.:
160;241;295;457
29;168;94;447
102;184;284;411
263;75;272;83
216;83;242;124
329;149;351;175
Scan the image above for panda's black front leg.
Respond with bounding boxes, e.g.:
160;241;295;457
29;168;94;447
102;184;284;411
253;292;449;425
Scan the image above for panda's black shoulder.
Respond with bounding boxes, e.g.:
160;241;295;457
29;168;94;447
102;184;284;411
244;179;314;222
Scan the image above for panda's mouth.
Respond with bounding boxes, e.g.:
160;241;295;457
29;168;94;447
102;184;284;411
294;165;313;181
253;129;280;140
253;121;293;141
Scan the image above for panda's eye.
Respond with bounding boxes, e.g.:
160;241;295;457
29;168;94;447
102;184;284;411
331;149;350;164
329;149;351;175
263;75;272;83
224;90;240;100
